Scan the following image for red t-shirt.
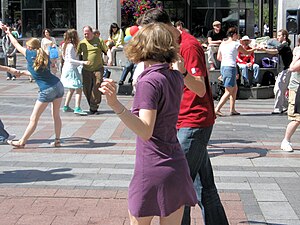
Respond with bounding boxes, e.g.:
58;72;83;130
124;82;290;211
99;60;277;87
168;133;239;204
236;45;254;65
176;31;216;129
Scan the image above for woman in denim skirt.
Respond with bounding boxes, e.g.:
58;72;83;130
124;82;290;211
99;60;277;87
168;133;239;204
0;24;64;148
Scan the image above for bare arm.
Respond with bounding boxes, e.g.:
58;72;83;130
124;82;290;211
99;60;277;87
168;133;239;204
289;54;300;72
238;45;256;55
208;37;222;45
263;48;278;55
6;31;26;56
172;55;206;97
184;74;206;97
0;65;31;77
99;79;156;141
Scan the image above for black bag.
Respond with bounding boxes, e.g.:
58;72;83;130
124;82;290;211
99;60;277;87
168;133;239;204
261;71;275;86
211;81;224;101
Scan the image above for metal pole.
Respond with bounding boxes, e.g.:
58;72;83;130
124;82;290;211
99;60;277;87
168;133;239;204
186;0;191;31
269;0;274;38
259;0;263;36
95;0;98;29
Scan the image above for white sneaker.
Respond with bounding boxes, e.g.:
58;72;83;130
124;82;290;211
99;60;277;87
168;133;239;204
281;139;293;152
7;134;16;141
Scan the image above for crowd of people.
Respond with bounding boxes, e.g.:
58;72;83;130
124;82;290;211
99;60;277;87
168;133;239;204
0;8;299;225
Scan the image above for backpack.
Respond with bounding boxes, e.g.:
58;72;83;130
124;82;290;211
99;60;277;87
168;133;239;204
261;71;275;86
48;46;59;59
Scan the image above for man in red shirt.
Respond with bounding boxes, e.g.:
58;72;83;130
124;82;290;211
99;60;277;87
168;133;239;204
236;35;260;87
141;9;229;225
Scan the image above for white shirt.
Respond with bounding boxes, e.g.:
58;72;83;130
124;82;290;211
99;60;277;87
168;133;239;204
41;36;57;54
219;41;240;67
62;43;85;71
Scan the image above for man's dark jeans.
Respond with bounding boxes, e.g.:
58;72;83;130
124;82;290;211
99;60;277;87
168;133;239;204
177;126;229;225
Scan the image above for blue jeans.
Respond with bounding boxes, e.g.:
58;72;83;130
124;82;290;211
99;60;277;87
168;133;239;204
0;119;9;143
237;63;260;83
120;61;135;82
177;126;229;225
38;81;64;103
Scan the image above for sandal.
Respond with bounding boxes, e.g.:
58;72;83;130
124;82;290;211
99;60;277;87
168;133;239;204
230;111;241;116
50;138;61;147
7;140;25;149
215;111;224;117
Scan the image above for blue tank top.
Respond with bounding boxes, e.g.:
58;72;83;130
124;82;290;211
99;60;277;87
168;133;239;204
26;49;60;91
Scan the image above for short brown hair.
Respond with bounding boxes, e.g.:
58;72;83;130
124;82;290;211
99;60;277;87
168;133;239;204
124;23;178;64
227;27;238;37
139;8;171;25
175;20;184;27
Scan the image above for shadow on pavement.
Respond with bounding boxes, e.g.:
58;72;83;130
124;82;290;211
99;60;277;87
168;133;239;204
245;221;285;225
208;139;268;159
209;139;254;144
27;137;117;148
239;113;286;117
0;168;75;184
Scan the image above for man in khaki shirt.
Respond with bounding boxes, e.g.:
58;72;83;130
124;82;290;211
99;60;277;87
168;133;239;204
78;25;107;114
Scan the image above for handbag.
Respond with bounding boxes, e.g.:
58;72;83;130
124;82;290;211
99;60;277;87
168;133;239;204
261;57;278;68
7;57;14;66
48;46;59;59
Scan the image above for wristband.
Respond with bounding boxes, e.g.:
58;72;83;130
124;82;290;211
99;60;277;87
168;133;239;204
182;70;188;78
116;107;126;116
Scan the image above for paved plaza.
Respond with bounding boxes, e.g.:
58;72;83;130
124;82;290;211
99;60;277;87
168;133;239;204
0;55;299;225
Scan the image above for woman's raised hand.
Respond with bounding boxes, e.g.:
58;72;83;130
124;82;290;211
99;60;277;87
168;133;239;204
171;54;186;74
99;79;118;106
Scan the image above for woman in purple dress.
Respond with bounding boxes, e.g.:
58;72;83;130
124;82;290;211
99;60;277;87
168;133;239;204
100;23;197;225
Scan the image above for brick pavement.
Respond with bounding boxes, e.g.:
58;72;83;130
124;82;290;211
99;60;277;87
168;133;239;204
0;55;299;224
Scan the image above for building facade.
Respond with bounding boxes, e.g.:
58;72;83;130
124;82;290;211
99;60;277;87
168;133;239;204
1;0;297;40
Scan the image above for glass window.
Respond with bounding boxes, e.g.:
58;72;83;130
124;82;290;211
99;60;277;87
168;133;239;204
163;0;186;22
23;10;42;37
22;0;42;9
192;0;238;8
191;9;213;38
218;9;239;33
46;0;76;36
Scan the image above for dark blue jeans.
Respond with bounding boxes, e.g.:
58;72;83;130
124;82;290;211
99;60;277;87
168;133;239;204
0;119;9;143
120;62;135;82
177;126;229;225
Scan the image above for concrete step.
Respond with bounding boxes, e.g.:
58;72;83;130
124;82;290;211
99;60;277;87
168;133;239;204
104;66;133;96
238;85;274;99
104;65;123;81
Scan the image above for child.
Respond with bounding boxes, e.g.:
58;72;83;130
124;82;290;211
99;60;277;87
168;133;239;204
60;29;89;115
0;25;64;148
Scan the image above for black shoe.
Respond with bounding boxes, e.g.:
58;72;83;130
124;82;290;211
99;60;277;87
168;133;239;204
118;80;124;85
89;109;98;115
244;82;250;88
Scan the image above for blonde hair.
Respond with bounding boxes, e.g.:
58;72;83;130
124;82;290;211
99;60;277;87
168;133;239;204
124;23;178;64
63;29;80;57
26;38;49;71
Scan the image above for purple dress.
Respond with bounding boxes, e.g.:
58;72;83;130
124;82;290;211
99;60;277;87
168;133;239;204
129;63;197;217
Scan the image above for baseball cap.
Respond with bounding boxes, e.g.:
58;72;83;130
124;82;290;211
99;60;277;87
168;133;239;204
213;21;221;26
241;35;250;41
